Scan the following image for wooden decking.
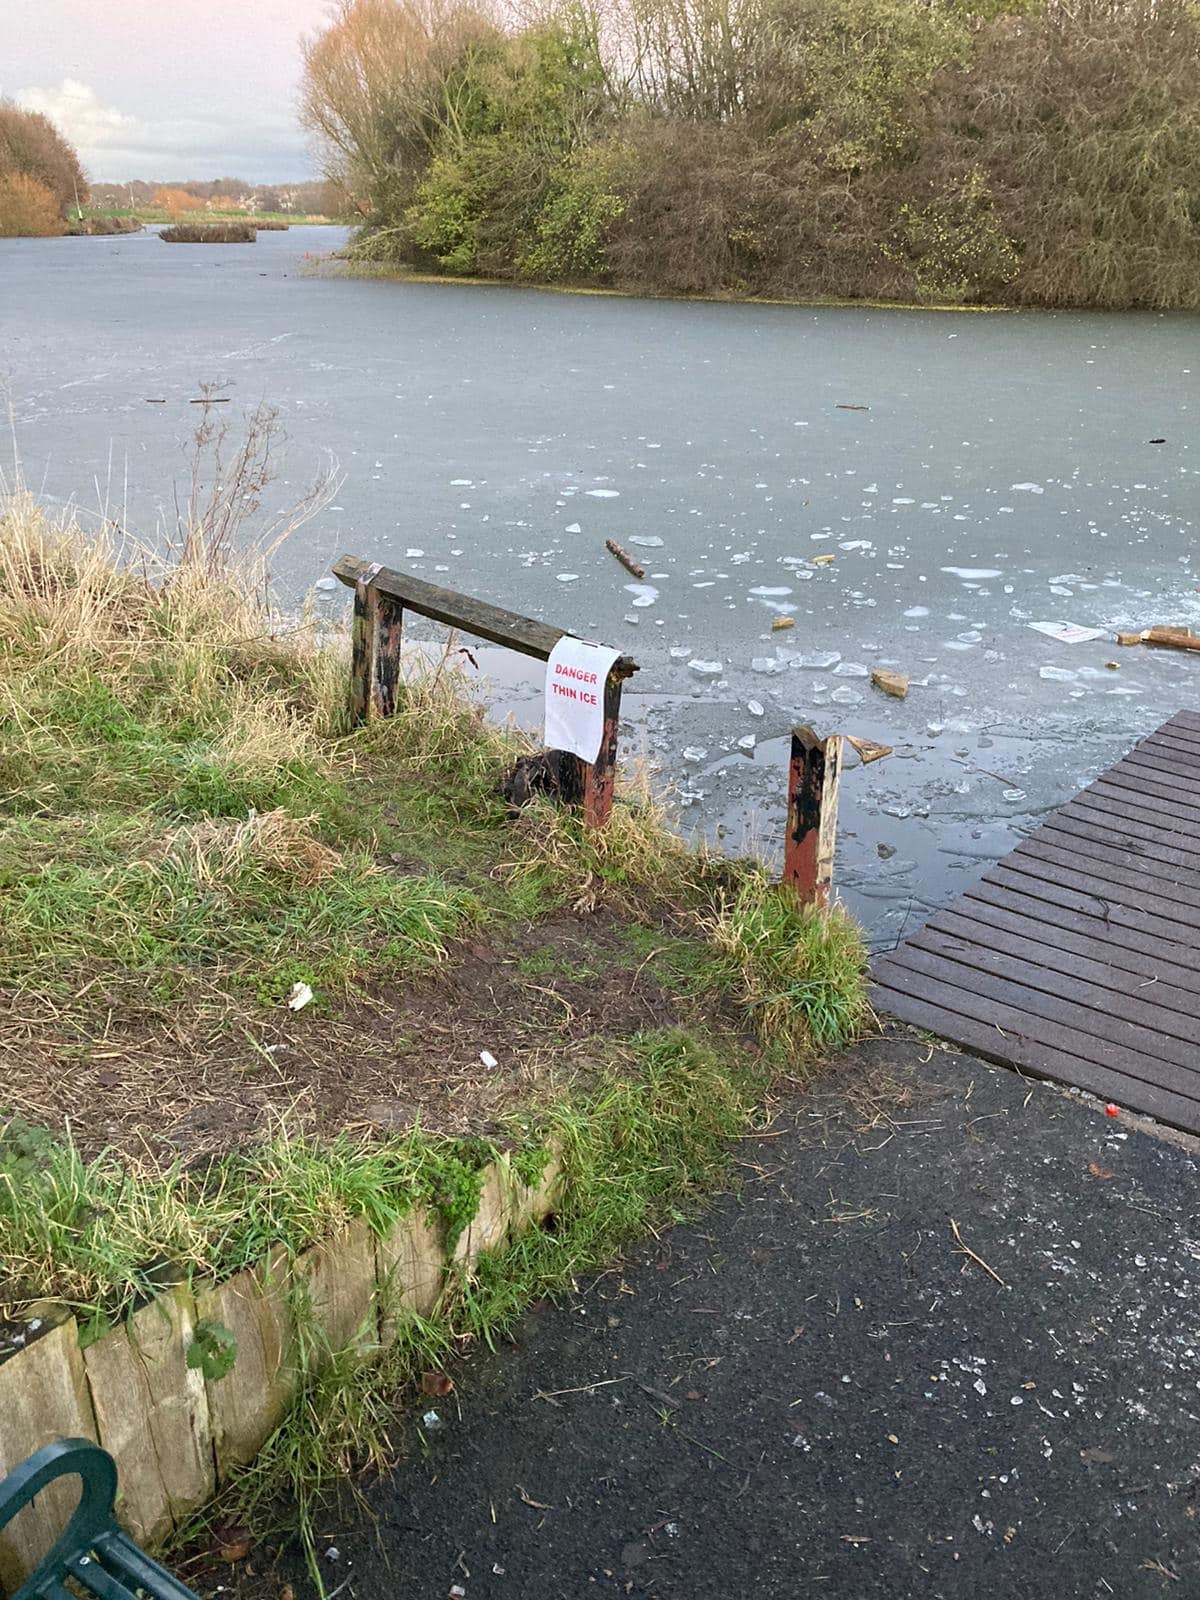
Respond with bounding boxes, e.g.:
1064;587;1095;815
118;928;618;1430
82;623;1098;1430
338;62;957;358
871;710;1200;1134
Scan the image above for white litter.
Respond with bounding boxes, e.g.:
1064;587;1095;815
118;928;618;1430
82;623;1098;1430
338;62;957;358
1027;621;1107;644
480;1049;498;1070
287;982;314;1012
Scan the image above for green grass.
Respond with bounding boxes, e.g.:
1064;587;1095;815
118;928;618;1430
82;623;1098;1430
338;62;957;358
81;206;336;227
704;878;870;1051
0;469;868;1584
163;1027;764;1588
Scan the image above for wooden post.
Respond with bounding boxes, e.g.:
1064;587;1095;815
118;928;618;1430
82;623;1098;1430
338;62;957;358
373;597;404;717
348;563;404;726
782;725;842;907
580;667;626;831
349;579;374;727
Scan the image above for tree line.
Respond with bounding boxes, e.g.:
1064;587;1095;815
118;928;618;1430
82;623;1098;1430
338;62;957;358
0;102;87;236
301;0;1200;308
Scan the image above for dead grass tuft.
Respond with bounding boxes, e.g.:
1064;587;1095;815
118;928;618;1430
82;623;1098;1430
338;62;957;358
159;810;343;889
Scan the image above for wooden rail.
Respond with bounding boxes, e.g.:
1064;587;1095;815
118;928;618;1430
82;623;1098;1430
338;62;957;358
332;555;638;829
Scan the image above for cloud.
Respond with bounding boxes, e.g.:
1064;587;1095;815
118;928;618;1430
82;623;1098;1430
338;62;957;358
15;78;310;182
16;79;133;150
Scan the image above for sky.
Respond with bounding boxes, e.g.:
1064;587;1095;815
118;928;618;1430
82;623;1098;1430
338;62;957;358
1;0;335;182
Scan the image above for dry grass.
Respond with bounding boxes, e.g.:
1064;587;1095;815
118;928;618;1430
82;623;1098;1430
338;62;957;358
160;222;257;243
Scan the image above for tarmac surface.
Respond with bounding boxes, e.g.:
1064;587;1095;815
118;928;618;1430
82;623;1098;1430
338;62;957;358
277;1030;1200;1600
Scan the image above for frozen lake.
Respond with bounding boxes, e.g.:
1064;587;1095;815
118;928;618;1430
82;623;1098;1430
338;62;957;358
2;225;1196;945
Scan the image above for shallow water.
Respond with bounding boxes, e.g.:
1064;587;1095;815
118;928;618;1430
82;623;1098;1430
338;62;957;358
2;227;1196;944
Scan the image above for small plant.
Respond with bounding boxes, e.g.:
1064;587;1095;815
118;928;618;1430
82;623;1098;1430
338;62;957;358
703;876;869;1055
186;1321;238;1380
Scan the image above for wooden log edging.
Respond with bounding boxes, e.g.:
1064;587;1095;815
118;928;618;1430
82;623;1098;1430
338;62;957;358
0;1153;559;1586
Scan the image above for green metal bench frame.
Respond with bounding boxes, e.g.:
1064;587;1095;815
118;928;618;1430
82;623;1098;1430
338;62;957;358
0;1439;199;1600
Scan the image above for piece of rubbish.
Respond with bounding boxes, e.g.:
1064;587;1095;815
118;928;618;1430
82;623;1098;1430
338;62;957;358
1105;1102;1120;1118
949;1216;1006;1288
422;1409;444;1431
605;539;645;580
1117;624;1200;652
846;735;893;765
1144;624;1200;653
479;1049;498;1070
811;554;835;567
420;1371;454;1396
836;403;869;411
871;669;909;699
1105;661;1119;670
1026;621;1107;645
772;616;796;631
449;1587;466;1599
325;1548;340;1562
1148;437;1166;444
286;982;314;1012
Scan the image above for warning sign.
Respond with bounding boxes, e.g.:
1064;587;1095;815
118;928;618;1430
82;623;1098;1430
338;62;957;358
544;636;621;764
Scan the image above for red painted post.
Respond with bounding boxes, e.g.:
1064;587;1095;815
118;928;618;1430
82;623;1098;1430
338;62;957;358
580;667;625;830
782;725;842;907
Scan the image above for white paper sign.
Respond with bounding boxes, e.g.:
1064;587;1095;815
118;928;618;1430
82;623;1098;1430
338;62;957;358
1027;620;1108;644
544;636;621;763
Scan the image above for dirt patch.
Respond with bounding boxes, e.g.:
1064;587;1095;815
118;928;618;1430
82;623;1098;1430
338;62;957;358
0;913;713;1165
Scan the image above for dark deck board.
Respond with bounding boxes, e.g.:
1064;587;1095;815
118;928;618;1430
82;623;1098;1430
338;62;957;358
872;712;1200;1134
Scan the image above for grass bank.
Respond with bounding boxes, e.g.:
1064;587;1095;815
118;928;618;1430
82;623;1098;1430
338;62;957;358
317;252;1014;315
82;206;334;228
0;411;867;1577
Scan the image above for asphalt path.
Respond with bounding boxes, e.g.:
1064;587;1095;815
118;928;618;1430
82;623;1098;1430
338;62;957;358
278;1029;1200;1600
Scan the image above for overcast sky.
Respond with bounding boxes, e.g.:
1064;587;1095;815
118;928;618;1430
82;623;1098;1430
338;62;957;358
1;0;334;182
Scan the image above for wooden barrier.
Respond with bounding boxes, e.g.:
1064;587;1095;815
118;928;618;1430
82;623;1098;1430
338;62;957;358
333;556;637;829
782;725;842;907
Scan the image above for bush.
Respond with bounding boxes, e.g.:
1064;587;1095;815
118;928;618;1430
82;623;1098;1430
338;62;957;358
518;146;626;281
0;173;64;237
160;222;257;243
0;102;86;219
888;168;1019;304
304;0;1200;310
65;215;143;236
